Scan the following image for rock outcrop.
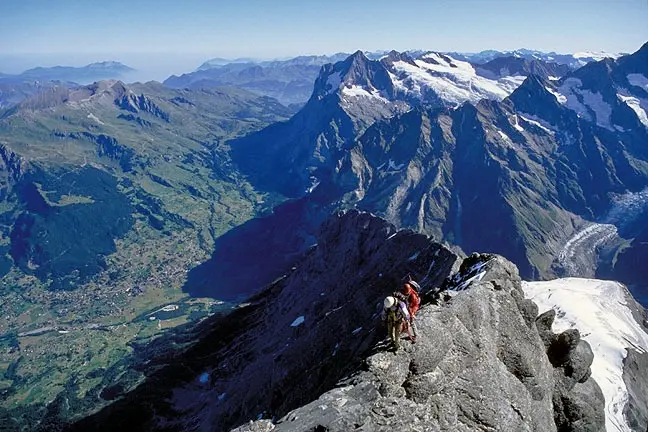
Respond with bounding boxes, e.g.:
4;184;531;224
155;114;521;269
69;211;604;432
0;143;24;182
235;253;605;432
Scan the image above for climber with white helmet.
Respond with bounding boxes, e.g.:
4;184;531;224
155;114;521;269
381;295;411;351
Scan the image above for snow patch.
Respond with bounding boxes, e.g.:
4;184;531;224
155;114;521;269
198;372;209;384
290;316;305;327
306;176;321;194
351;327;363;335
523;278;648;432
332;342;340;356
341;85;389;103
545;86;567;104
87;113;104;125
389;56;525;106
617;93;648;127
628;73;648;92
497;130;511;141
519;114;555;135
558;223;618;274
454;271;486;291
557;78;613;129
581;90;613;129
387;159;405;171
511;115;524;132
572;51;619;60
559;78;592;121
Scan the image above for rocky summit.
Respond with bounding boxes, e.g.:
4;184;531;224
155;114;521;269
69;211;606;432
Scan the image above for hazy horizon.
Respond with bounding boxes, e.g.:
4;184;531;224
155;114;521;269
2;0;647;81
1;41;647;83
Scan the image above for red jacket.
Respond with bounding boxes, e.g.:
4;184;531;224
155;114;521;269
402;283;420;316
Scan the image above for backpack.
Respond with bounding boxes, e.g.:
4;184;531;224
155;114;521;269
408;279;421;294
387;302;409;323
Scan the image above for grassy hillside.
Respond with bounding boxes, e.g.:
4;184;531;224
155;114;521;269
0;80;291;427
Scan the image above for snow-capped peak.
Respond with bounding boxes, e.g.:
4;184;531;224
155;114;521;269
572;51;621;61
387;52;527;107
314;50;534;112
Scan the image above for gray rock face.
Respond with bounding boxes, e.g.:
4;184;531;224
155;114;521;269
475;56;571;80
68;210;458;431
623;349;648;432
69;214;604;432
235;253;604;432
622;290;648;431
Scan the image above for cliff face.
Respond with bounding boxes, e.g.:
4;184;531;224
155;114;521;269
69;211;604;432
235;253;605;432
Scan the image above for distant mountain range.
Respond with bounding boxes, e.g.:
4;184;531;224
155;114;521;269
165;48;620;106
0;50;621;109
447;48;624;68
0;61;135;108
227;42;648;291
0;61;134;84
165;54;352;106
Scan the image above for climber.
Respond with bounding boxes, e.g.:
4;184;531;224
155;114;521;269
389;276;420;342
400;275;421;342
382;295;411;350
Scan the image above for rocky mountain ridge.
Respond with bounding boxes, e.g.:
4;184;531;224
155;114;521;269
68;211;614;432
448;49;624;69
228;49;560;198
165;49;570;108
524;278;648;431
228;42;648;289
0;61;134;87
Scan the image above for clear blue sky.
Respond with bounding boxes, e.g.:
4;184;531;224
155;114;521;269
0;0;646;79
1;0;646;57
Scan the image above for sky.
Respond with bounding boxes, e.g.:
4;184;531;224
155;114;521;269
0;0;647;78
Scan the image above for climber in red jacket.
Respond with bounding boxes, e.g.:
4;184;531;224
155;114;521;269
400;275;420;342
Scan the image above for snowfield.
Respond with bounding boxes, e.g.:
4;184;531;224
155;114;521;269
627;73;648;91
555;77;615;129
523;278;648;432
388;54;526;106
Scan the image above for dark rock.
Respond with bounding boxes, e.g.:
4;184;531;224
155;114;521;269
115;93;169;121
623;347;648;431
548;329;581;367
536;309;557;348
67;131;135;172
476;56;571;80
554;378;605;432
0;143;24;182
69;211;458;431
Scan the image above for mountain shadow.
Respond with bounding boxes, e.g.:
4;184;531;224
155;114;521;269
182;186;339;300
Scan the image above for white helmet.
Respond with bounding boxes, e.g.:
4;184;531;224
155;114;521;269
384;296;396;309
